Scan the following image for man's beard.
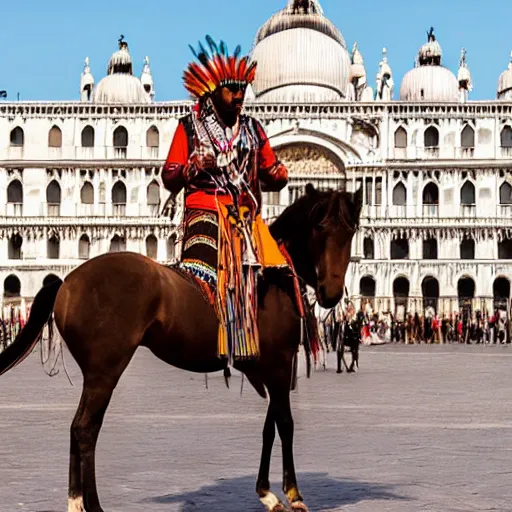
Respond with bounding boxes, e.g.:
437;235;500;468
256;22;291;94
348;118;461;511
212;96;242;127
219;104;240;127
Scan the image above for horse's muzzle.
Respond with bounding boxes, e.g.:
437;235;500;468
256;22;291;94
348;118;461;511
317;284;343;309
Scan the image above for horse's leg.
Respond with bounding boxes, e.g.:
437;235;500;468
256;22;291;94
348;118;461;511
71;377;118;512
71;342;134;512
271;386;308;511
256;405;286;512
68;394;86;512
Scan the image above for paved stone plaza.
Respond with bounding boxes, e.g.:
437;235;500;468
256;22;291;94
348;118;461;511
2;344;512;511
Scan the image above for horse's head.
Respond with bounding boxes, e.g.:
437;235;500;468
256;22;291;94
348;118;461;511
270;183;362;309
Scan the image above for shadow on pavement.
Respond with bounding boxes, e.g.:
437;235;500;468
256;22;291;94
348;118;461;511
143;472;409;511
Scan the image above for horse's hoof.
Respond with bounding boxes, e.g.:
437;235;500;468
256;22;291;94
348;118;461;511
260;491;286;512
290;502;309;511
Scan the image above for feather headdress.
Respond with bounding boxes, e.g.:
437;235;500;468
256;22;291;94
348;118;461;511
183;35;257;99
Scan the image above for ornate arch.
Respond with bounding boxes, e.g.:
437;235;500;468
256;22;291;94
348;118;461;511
270;134;349;177
455;273;477;297
270;130;362;165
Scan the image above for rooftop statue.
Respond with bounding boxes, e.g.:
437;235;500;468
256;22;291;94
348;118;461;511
292;0;313;14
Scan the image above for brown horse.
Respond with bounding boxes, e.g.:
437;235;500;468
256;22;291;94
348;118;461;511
0;183;362;512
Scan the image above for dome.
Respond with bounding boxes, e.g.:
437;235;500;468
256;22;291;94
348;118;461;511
400;66;459;102
399;28;459;102
498;52;512;99
250;0;351;102
93;74;151;104
92;38;151;104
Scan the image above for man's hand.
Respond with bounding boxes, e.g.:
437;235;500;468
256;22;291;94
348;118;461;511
188;150;221;176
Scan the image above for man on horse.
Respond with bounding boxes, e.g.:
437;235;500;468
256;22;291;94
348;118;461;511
162;36;291;364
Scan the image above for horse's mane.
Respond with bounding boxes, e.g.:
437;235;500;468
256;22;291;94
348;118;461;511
269;184;361;243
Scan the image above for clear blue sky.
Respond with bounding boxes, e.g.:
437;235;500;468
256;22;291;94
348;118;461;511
0;0;510;102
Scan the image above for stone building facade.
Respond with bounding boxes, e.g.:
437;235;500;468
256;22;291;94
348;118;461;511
1;0;512;317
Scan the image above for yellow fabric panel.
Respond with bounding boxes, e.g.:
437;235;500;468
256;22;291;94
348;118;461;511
253;215;288;268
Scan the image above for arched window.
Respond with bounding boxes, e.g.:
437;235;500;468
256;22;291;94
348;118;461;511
424;126;439;147
394;127;407;148
146;126;159;147
422;182;439;216
109;235;126;253
422;182;439;204
10;127;24;146
43;274;60;287
146;235;158;259
7;179;23;203
4;274;21;297
8;234;22;260
500;182;512;205
167;234;176;261
113;126;128;147
46;180;61;216
80;182;94;204
422;276;439;312
47;235;60;259
391;238;409;260
501;126;512;148
7;179;23;216
498;238;512;260
112;181;127;204
359;276;376;297
460;180;476;205
393;277;410;310
363;237;374;259
461;125;475;148
48;125;62;148
147;181;160;215
422;238;438;260
81;126;95;147
79;234;90;259
392;182;407;205
493;277;511;311
112;181;127;216
460;238;475;260
458;277;475;300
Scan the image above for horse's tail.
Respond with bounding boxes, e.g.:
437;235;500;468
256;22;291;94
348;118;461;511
0;278;63;377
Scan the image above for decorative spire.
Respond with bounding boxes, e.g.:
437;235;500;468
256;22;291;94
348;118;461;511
80;56;94;102
459;48;467;67
509;50;512;70
376;47;394;101
83;57;91;74
141;56;155;100
142;56;151;75
458;47;472;97
350;42;366;81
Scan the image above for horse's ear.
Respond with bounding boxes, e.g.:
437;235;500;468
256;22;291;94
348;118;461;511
305;183;316;197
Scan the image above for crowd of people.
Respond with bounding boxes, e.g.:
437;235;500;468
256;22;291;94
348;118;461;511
315;300;512;347
0;302;29;353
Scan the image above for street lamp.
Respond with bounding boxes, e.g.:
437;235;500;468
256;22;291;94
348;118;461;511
0;91;7;99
